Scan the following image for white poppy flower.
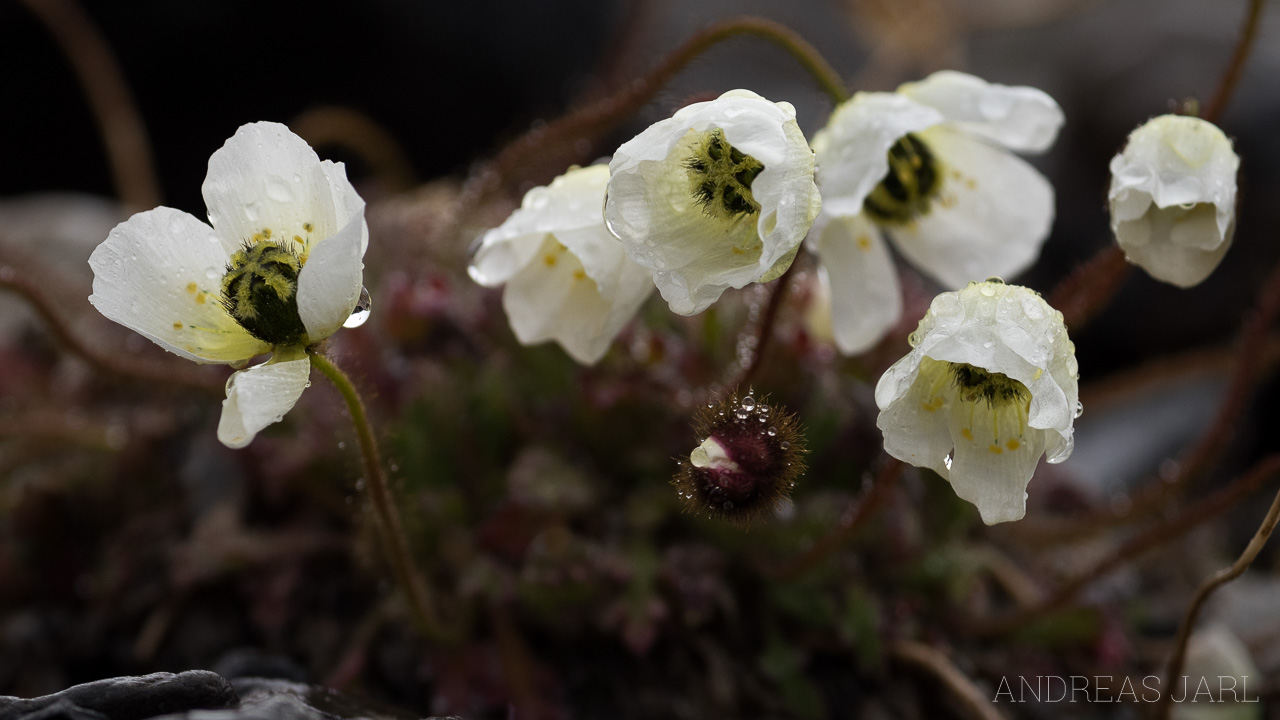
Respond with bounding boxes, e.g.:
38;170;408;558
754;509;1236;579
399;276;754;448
470;164;655;365
809;71;1063;354
88;121;368;448
875;280;1079;525
1108;115;1239;288
604;89;821;316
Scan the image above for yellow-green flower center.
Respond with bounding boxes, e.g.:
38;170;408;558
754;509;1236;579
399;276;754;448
863;133;941;225
221;241;307;347
950;362;1029;406
685;130;766;220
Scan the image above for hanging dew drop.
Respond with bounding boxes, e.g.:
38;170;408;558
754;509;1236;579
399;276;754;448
343;287;372;328
1074;401;1084;418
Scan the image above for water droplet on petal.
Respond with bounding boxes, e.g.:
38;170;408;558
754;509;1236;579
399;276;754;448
343;287;372;328
740;396;756;411
1074;401;1084;419
767;427;777;437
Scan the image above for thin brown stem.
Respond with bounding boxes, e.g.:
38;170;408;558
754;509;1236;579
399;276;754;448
290;106;418;193
1047;245;1131;332
771;458;904;580
1203;0;1267;123
1025;255;1280;544
890;640;1008;720
970;454;1280;638
730;261;799;390
447;16;847;244
1153;482;1280;720
308;351;453;644
0;264;220;395
17;0;160;209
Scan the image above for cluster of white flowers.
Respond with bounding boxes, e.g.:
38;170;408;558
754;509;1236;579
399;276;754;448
808;71;1064;354
86;63;1244;530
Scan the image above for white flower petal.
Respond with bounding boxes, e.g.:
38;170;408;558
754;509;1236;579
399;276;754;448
888;126;1055;289
807;213;901;355
295;211;366;342
876;357;956;479
1108;115;1239;288
811;92;945;217
217;355;312;448
89;206;269;364
605;90;820;315
502;235;647;364
947;399;1046;525
202;121;359;256
897;70;1064;154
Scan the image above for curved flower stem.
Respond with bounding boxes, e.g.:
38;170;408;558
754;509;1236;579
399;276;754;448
1203;0;1267;124
968;454;1280;638
290;106;418;193
1047;245;1130;332
447;16;847;244
1153;481;1280;720
308;350;451;643
770;457;904;580
17;0;160;210
1025;255;1280;544
890;641;1008;720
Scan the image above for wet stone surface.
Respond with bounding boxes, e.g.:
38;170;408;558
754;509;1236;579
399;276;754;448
0;673;459;720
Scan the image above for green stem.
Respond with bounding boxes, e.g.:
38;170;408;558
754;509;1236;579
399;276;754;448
309;350;450;642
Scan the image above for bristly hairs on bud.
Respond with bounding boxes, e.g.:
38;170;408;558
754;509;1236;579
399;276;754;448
672;389;807;525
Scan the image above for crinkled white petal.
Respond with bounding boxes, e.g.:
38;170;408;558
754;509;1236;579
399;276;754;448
217;355;312;448
502;235;652;365
875;281;1079;523
88;206;269;364
876;357;955;479
888;125;1055;289
472;165;615;288
811;92;946;217
897;70;1064;154
1108;115;1239;288
202;121;366;259
605;89;820;315
806;212;901;355
296;211;366;342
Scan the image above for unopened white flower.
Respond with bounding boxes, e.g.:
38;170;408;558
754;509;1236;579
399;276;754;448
604;89;821;316
875;280;1079;524
89;122;368;448
810;71;1063;354
470;164;654;364
1109;115;1239;288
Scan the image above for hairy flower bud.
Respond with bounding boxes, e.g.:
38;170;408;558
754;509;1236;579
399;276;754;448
672;392;806;524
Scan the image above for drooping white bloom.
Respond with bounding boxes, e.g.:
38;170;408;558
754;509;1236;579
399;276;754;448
1108;115;1239;288
604;89;822;316
809;71;1063;354
875;280;1079;524
470;164;654;365
89;122;368;448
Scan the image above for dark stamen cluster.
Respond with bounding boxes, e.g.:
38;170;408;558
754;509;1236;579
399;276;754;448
950;363;1029;406
684;130;766;219
221;241;308;347
863;133;941;224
